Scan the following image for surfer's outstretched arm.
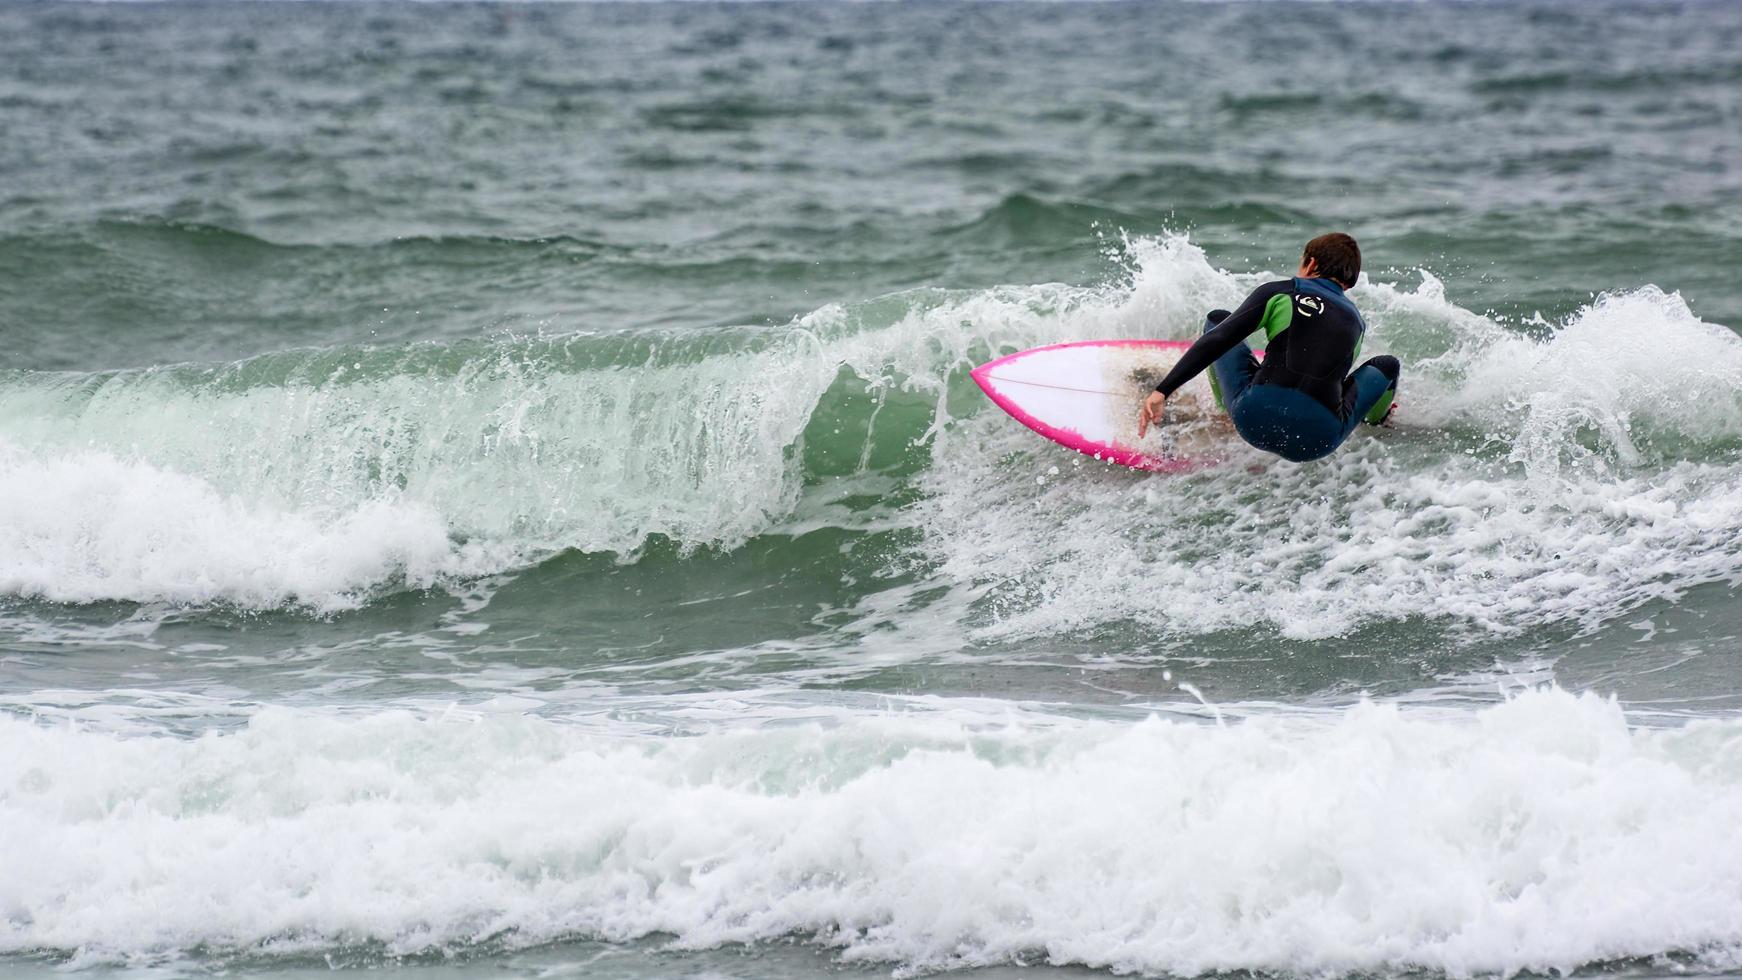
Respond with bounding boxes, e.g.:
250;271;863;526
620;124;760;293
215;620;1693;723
1138;281;1292;435
1151;282;1289;399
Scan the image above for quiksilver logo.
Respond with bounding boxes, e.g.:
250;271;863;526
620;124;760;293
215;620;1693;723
1297;295;1325;317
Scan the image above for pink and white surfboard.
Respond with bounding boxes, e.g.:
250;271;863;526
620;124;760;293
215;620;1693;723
971;339;1249;473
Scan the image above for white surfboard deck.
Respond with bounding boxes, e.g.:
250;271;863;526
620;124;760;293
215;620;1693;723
971;339;1245;473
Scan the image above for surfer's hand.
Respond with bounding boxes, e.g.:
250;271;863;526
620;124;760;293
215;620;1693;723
1137;390;1167;438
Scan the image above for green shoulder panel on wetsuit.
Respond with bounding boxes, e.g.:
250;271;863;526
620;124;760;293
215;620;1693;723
1211;291;1295;413
1260;293;1293;341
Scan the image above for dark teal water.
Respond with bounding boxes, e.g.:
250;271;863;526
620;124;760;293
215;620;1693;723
5;2;1742;978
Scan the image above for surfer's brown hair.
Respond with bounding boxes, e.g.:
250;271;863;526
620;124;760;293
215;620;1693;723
1303;233;1361;288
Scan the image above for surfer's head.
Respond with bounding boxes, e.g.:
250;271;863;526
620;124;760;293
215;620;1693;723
1299;233;1361;288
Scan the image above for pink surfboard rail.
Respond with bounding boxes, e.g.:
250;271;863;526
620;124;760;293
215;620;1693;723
970;338;1257;474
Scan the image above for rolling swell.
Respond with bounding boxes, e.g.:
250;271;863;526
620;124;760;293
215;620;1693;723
0;219;625;371
0;203;1144;372
4;237;1742;644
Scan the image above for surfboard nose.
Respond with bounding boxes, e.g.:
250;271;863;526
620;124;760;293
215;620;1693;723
969;360;994;395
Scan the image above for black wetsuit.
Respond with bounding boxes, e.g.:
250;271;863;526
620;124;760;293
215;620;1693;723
1152;277;1400;462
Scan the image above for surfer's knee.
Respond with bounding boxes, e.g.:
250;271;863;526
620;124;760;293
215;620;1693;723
1361;354;1401;384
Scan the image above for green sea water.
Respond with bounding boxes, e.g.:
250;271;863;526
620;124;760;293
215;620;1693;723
4;2;1742;978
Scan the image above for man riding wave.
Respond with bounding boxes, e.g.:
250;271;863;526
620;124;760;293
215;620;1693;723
1137;233;1399;462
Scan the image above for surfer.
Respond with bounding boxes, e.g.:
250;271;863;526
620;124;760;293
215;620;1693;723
1136;233;1399;463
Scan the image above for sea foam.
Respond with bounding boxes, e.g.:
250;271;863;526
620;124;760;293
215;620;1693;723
5;688;1742;973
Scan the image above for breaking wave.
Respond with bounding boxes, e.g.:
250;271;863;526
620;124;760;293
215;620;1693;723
2;236;1739;639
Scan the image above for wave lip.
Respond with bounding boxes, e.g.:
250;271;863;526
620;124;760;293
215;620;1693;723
4;689;1742;973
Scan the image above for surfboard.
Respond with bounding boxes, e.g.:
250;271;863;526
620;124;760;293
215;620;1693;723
970;339;1251;473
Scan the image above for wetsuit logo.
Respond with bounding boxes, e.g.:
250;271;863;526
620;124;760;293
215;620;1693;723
1296;295;1325;317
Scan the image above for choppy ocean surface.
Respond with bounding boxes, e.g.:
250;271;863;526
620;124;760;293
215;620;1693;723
4;1;1742;977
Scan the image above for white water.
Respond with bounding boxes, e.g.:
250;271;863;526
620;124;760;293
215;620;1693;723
2;237;1740;640
916;247;1742;640
5;688;1742;974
